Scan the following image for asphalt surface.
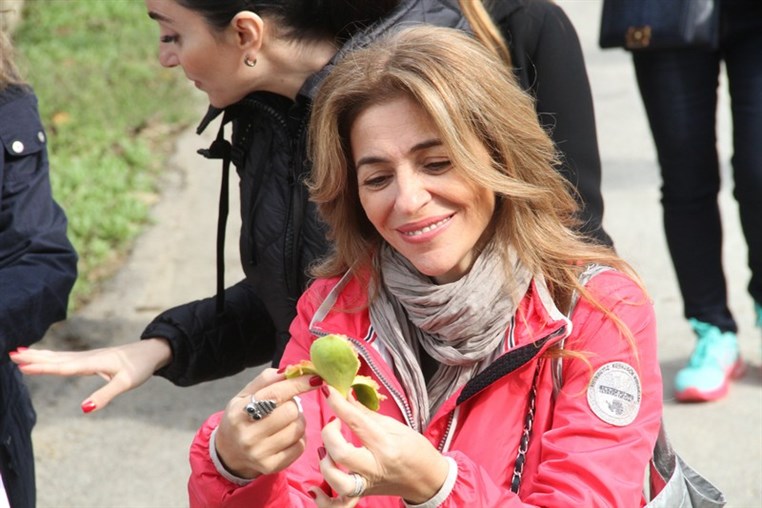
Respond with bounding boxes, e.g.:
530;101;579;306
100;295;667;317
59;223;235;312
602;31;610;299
26;1;761;506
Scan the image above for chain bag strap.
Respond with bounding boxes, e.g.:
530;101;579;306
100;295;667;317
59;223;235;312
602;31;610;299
510;360;542;493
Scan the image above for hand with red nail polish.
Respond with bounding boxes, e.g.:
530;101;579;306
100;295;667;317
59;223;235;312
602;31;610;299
213;367;326;481
318;384;449;504
7;339;173;414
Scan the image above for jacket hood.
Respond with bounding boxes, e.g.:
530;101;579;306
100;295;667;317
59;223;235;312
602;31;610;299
298;0;469;101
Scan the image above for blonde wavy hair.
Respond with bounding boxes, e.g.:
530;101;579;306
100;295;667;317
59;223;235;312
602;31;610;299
0;29;22;89
308;25;641;321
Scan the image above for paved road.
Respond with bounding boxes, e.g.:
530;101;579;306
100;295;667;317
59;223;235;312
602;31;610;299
27;1;761;506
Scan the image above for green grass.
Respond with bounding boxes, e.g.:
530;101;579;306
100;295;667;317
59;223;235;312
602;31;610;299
13;0;198;308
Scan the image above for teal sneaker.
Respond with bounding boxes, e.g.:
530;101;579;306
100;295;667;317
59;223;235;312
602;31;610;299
674;318;745;402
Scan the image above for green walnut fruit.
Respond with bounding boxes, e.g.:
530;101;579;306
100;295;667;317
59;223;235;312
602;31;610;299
284;334;385;411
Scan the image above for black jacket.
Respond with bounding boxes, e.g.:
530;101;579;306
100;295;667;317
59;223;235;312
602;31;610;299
142;0;610;385
0;84;78;508
487;0;611;246
141;0;469;384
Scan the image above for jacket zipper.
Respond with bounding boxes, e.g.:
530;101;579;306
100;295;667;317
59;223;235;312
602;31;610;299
239;100;297;280
438;409;457;452
350;336;417;430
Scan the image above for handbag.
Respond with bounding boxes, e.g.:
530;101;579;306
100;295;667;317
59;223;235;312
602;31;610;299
599;0;721;51
511;265;727;506
647;422;726;507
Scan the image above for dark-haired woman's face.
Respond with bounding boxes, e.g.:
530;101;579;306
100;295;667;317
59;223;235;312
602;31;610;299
145;0;251;107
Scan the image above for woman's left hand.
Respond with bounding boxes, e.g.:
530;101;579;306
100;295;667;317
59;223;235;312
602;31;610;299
310;386;450;505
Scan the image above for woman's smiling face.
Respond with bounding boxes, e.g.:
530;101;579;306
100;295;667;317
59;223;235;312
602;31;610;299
351;95;496;284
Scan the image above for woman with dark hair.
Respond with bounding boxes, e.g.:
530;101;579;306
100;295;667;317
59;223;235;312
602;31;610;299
12;0;612;417
0;29;78;508
188;25;661;507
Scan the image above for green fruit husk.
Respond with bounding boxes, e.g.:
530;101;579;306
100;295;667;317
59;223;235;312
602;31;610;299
283;334;386;411
351;375;384;411
310;334;360;397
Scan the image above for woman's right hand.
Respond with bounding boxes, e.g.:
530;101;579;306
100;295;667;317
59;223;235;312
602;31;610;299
9;338;172;413
213;368;323;480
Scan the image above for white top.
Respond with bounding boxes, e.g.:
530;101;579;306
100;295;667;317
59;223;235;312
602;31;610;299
0;471;10;508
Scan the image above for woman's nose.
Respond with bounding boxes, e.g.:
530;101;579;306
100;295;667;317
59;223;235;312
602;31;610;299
394;173;430;213
158;45;179;68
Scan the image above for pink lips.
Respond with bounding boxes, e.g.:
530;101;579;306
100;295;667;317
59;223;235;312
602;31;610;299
397;214;453;242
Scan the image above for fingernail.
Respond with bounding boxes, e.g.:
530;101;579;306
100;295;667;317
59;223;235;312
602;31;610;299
81;401;97;414
317;446;326;460
308;490;317;500
15;347;28;352
309;375;323;387
277;366;286;374
321;385;330;398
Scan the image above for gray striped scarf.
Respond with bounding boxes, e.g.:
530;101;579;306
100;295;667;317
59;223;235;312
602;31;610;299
369;241;533;431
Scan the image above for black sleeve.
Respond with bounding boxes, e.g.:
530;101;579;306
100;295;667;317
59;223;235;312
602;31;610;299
140;279;276;386
492;0;613;247
0;88;78;355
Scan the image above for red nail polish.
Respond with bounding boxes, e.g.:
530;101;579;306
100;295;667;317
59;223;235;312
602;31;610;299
81;401;97;414
308;490;317;500
309;375;323;387
277;366;286;374
317;446;326;460
321;385;330;397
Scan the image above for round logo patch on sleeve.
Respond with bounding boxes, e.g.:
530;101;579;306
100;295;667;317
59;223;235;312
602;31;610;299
587;361;642;426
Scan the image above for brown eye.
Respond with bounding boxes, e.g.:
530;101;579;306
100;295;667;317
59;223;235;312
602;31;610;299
424;160;451;172
362;175;390;189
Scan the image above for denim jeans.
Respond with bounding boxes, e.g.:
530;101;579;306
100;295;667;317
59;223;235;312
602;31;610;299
632;3;762;333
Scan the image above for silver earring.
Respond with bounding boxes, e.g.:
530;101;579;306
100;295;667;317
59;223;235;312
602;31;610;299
244;56;257;68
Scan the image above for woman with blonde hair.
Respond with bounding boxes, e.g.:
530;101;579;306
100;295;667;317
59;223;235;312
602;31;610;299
187;25;661;507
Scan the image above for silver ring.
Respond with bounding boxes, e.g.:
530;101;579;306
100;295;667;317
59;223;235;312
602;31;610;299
347;472;366;498
292;395;303;415
244;396;277;421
